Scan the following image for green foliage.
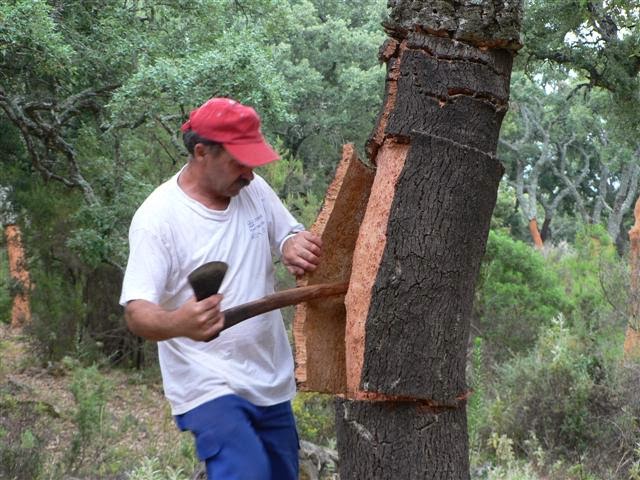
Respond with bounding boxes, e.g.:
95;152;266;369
0;392;46;480
67;365;113;470
0;0;73;85
468;337;487;450
475;230;569;358
0;247;11;324
292;392;335;447
478;316;640;477
491;182;529;242
126;457;189;480
554;225;628;355
29;267;86;363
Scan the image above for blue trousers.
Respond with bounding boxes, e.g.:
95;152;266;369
175;395;299;480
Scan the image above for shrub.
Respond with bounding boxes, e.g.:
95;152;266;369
555;225;626;337
480;316;640;477
0;247;12;324
67;365;113;470
475;230;569;359
293;392;335;447
28;266;86;363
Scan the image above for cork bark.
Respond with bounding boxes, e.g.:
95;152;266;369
292;2;522;477
335;1;522;478
293;144;374;393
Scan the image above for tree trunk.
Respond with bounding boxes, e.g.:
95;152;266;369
335;2;521;478
529;218;544;249
5;224;31;328
292;2;522;477
624;196;640;360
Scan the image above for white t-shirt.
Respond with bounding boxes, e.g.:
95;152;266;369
120;169;303;415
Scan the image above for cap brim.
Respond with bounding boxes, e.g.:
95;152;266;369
224;142;280;167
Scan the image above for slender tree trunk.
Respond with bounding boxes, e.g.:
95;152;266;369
332;2;523;478
624;196;640;360
529;218;544;249
5;224;31;328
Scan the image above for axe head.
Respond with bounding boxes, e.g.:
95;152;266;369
188;261;228;301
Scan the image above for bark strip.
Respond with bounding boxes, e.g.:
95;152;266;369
361;132;502;402
294;145;374;393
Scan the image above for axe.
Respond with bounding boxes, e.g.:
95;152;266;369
187;261;348;341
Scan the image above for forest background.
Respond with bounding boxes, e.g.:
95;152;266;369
1;0;640;479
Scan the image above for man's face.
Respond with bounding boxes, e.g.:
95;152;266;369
199;144;254;200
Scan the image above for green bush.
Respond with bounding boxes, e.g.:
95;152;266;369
475;230;569;359
28;267;86;363
480;316;640;478
67;365;113;470
555;225;626;336
292;392;335;447
0;247;12;324
0;405;44;480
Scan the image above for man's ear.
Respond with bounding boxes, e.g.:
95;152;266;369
193;143;208;162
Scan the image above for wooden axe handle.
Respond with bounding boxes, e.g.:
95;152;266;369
207;281;348;341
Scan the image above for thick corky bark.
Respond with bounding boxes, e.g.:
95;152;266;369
336;399;469;479
294;144;374;393
361;133;503;402
335;1;522;479
345;140;409;398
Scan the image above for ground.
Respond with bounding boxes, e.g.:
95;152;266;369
0;323;195;479
0;324;338;480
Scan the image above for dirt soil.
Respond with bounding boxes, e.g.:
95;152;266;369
0;324;193;479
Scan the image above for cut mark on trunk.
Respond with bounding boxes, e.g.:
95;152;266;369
345;139;409;399
367;40;407;163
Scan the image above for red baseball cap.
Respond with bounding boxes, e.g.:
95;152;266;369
180;98;280;167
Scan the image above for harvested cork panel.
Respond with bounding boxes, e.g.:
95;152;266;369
293;144;374;393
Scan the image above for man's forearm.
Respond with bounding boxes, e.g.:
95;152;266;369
125;299;182;341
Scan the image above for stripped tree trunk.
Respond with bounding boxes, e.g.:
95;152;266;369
624;196;640;360
5;224;31;328
528;219;544;249
295;1;522;478
1;186;31;328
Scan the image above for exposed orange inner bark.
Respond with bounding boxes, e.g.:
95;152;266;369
344;139;409;398
5;224;31;328
528;218;544;250
624;197;640;359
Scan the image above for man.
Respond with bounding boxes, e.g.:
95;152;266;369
120;98;322;480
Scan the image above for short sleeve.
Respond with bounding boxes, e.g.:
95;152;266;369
119;227;172;306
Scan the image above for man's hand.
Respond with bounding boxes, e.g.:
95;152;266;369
282;231;322;276
125;294;225;342
176;294;225;341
